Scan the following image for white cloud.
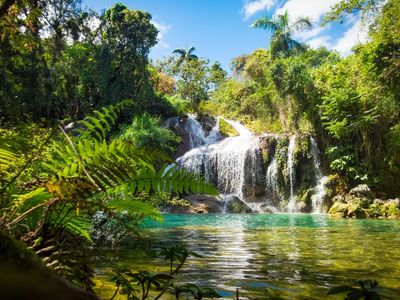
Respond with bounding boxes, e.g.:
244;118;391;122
295;26;327;41
272;0;368;55
332;17;368;55
153;21;171;49
275;0;341;22
307;35;333;49
243;0;276;19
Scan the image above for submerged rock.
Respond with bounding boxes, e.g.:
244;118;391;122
223;195;253;213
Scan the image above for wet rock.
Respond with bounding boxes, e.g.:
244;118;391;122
196;113;216;136
259;135;277;167
298;188;313;213
165;195;223;214
223;195;253;213
258;203;275;214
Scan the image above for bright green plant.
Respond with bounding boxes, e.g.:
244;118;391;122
118;113;181;155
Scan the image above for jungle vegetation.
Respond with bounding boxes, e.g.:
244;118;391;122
0;0;399;298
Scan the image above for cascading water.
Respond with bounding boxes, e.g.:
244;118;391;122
169;115;328;213
177;118;259;198
287;136;298;213
310;137;328;213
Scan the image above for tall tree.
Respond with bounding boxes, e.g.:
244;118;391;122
251;11;312;57
99;3;158;105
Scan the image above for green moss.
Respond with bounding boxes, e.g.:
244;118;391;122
275;137;289;171
294;135;310;159
219;118;239;137
299;188;313;203
328;202;349;218
382;201;400;218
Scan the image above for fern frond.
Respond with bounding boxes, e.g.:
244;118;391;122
71;99;134;141
11;187;52;212
63;215;93;242
0;148;18;178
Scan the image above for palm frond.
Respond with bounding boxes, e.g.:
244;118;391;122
251;16;278;32
290;16;313;32
172;48;186;57
187;46;196;56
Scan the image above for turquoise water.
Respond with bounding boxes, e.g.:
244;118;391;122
95;214;400;299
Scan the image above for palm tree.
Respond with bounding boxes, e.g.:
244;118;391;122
172;46;198;68
251;11;313;57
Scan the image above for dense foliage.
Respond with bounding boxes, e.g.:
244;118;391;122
1;0;399;298
203;0;400;196
0;1;172;124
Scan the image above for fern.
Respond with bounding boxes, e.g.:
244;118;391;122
0;148;18;177
72;100;134;140
62;214;93;242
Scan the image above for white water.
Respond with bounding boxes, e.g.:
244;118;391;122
177;117;259;198
310;137;328;213
170;116;327;213
287;136;297;213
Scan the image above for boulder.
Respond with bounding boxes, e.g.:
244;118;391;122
381;198;400;218
349;184;375;201
223;195;253;213
258;203;275;214
328;195;368;218
196;113;216;136
328;201;350;218
166;195;223;214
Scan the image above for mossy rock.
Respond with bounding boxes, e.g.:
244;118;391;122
381;199;400;218
219;118;239;137
328;201;367;218
224;196;252;213
347;202;367;218
328;202;349;218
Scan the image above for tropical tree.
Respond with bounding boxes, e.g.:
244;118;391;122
173;46;198;69
251;11;313;57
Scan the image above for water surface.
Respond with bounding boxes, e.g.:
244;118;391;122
95;214;400;299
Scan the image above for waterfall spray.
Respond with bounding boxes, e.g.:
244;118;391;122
310;137;328;213
287;136;297;213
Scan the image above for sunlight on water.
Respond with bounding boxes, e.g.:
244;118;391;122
94;214;400;299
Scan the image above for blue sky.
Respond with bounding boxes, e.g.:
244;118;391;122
84;0;368;71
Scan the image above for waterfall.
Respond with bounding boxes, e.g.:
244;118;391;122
172;115;328;214
310;137;328;213
287;136;297;213
185;116;207;149
177;118;259;199
265;157;279;199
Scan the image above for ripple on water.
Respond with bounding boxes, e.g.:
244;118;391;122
95;214;400;300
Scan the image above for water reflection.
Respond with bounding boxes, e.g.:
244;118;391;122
95;214;400;299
